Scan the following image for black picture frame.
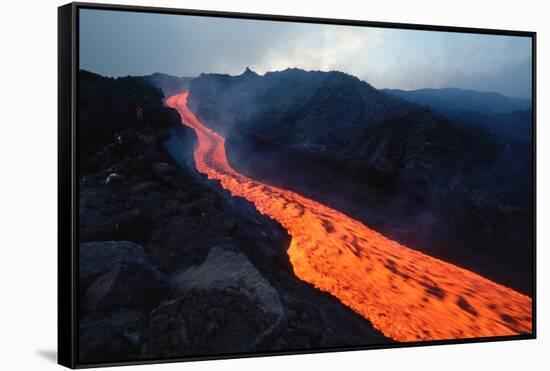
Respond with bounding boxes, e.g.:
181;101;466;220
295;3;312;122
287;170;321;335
58;2;537;368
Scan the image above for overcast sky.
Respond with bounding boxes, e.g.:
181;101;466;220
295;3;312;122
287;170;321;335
80;9;533;98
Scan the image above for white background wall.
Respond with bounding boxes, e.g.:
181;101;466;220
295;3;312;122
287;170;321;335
0;0;547;369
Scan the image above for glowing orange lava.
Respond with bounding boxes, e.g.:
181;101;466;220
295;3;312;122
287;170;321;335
166;91;532;342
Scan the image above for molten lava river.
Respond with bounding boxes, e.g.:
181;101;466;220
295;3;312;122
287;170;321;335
166;91;532;342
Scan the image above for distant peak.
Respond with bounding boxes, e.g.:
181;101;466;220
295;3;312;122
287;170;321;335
241;67;258;76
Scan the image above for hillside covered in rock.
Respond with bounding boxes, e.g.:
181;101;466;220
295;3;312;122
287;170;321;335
187;68;533;294
77;70;388;364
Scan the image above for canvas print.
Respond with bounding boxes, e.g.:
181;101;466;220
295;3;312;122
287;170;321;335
76;8;534;365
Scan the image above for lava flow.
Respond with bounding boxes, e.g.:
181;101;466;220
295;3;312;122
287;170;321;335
166;91;532;342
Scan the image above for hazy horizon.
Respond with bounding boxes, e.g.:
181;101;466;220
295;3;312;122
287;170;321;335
80;9;533;98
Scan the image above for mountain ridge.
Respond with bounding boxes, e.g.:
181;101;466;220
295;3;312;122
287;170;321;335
383;87;531;115
187;68;501;181
184;68;533;294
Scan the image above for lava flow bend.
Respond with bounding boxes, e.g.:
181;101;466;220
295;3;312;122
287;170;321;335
166;91;532;342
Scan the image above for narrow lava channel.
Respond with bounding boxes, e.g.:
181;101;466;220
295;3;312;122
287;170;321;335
166;91;532;342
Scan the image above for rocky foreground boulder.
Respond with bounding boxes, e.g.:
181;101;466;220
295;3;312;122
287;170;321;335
83;259;174;314
142;245;285;358
79;241;175;363
80;240;174;315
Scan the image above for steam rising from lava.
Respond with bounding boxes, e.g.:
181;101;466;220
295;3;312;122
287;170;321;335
166;91;532;342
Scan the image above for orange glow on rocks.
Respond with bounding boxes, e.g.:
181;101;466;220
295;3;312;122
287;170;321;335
166;91;532;342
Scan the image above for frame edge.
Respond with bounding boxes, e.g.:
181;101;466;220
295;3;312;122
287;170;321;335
72;1;535;36
58;2;78;369
63;2;537;368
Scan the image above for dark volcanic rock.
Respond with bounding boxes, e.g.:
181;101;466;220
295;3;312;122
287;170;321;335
79;188;119;242
151;162;177;185
79;241;146;291
130;181;162;196
189;69;414;155
152;162;176;175
83;259;175;314
172;246;284;318
188;68;502;185
115;209;153;242
143;246;284;358
79;310;147;364
78;70;181;168
105;173;127;185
